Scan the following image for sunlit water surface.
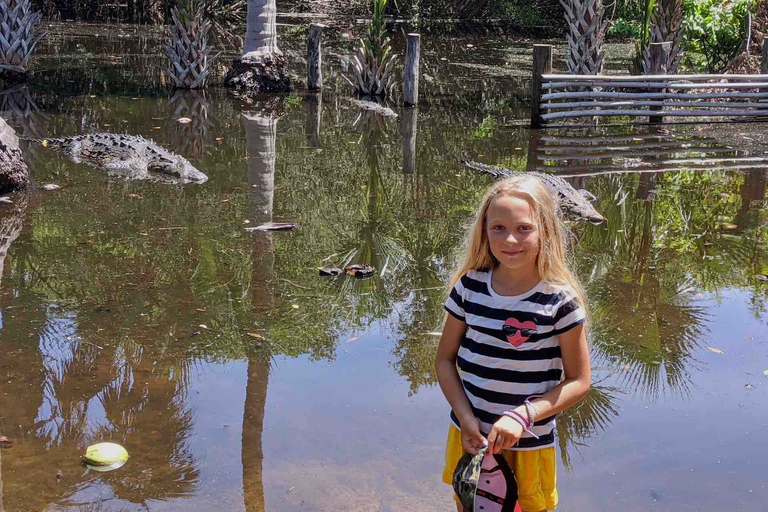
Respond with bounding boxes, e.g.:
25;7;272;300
0;23;766;512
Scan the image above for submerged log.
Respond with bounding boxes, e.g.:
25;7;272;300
0;116;27;194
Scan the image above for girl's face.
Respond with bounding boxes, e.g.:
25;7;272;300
485;193;540;274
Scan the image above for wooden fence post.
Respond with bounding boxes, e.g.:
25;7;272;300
402;107;418;173
649;42;671;124
404;34;421;107
526;130;541;171
307;23;327;92
531;45;552;129
762;39;768;75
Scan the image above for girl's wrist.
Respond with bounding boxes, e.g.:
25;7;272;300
456;411;477;425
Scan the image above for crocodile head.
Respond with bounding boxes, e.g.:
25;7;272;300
148;154;208;184
563;203;605;225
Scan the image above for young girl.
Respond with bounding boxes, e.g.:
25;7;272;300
435;175;591;512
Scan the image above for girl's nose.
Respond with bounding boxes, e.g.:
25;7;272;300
506;233;518;244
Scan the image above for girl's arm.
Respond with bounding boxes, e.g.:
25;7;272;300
487;323;590;454
528;322;591;419
435;314;487;454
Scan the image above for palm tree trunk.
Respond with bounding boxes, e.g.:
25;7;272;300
561;0;607;75
225;0;290;93
243;0;281;60
647;0;684;74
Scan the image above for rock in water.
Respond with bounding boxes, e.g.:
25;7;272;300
83;442;129;472
0;117;29;194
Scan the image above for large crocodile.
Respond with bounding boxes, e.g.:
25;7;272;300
37;133;208;184
463;161;605;225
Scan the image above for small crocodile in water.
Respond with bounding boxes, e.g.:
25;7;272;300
463;161;605;225
37;133;208;184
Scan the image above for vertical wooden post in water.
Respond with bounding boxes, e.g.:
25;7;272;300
307;23;327;92
530;45;552;129
526;130;541;172
404;34;421;107
649;42;671;124
402;107;418;174
762;39;768;75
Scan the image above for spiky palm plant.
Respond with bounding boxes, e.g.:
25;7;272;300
630;0;684;74
345;0;398;97
560;0;608;75
163;0;212;90
0;0;43;77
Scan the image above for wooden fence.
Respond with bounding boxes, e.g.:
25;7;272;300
531;41;768;128
526;130;768;177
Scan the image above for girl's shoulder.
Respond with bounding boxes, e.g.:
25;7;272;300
453;268;492;292
536;281;582;308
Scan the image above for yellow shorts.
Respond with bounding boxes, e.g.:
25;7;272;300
441;425;558;511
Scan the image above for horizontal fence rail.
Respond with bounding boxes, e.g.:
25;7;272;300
530;41;768;127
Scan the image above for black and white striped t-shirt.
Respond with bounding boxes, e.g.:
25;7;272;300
444;269;586;451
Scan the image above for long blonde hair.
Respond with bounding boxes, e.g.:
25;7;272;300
449;175;587;316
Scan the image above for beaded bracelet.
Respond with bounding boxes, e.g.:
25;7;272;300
502;409;529;429
502;409;540;439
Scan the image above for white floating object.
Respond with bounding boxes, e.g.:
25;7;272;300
83;442;129;472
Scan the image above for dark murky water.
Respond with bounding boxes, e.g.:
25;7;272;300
0;24;767;512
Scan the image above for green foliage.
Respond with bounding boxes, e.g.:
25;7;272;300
608;18;643;38
345;0;398;96
682;0;752;73
627;0;655;73
470;115;497;139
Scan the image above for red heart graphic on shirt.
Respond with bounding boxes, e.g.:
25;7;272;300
504;317;538;348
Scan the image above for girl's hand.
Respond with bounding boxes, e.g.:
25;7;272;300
459;416;487;455
487;416;524;454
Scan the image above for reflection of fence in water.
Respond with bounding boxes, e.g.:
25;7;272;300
528;130;768;178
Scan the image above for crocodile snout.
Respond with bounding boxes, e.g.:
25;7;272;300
181;162;208;184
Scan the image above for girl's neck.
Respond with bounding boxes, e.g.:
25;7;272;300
491;264;542;297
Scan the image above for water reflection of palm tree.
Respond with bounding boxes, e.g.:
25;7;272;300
168;90;211;159
582;176;707;399
556;385;620;469
0;309;200;509
241;109;281;511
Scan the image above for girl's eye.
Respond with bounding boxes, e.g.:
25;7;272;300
491;225;505;231
519;225;533;232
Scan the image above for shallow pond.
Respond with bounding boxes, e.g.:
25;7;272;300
0;23;767;512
